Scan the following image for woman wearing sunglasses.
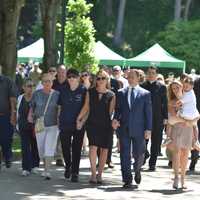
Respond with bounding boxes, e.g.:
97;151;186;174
77;70;116;184
17;79;39;176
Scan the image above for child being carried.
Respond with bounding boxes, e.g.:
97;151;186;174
163;77;200;150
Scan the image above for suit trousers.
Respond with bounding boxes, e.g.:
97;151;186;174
0;115;14;161
148;123;163;168
119;132;145;183
60;128;85;175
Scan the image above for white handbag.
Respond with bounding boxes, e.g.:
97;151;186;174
35;92;52;134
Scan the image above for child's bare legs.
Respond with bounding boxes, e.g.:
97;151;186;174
162;124;173;147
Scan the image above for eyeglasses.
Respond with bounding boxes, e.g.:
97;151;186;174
96;77;107;81
42;80;52;83
67;75;78;79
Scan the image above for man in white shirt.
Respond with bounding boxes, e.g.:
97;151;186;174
113;65;129;88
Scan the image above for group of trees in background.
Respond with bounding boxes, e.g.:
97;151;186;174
0;0;200;76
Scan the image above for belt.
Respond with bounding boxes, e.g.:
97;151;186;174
0;113;5;116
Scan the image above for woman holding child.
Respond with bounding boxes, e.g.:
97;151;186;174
166;79;195;190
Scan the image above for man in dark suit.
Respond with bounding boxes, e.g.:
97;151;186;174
141;66;168;171
112;69;152;188
189;76;200;171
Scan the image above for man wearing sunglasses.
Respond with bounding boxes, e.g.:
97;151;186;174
57;68;87;182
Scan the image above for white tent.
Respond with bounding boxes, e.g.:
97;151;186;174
17;38;44;62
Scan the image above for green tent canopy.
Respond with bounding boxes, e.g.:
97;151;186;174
126;43;185;72
94;41;126;66
17;38;44;63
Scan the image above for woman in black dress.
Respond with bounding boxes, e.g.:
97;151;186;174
77;70;115;184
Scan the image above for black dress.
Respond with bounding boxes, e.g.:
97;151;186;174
86;88;114;149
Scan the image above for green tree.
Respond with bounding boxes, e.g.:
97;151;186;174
64;0;98;72
0;0;25;77
151;20;200;72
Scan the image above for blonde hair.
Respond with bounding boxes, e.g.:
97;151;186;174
96;69;111;89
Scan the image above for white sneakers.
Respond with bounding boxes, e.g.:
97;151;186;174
22;170;30;176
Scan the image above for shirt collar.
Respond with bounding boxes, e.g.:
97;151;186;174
128;84;139;90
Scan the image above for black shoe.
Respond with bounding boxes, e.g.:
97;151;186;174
148;166;156;171
123;182;133;188
56;159;64;167
5;160;11;168
107;162;115;169
168;161;172;168
64;169;71;179
134;171;141;184
71;174;79;182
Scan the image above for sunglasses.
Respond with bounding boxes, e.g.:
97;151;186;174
81;73;88;77
48;70;56;73
97;77;107;81
67;75;78;79
26;84;34;88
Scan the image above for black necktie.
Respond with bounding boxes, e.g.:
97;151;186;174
130;87;135;108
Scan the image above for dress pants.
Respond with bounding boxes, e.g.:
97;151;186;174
148;123;163;168
60;128;85;175
0;115;14;162
119;132;145;183
20;130;40;171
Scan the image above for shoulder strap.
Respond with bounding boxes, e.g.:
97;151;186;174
43;91;53;116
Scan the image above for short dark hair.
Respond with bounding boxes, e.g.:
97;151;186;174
129;69;140;78
183;76;194;86
67;68;79;77
148;66;158;73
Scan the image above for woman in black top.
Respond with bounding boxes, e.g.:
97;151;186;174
77;70;115;184
17;79;39;176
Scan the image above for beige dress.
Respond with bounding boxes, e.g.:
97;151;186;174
169;100;193;149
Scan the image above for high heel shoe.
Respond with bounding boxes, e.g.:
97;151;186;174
96;174;103;184
181;176;187;190
173;176;179;189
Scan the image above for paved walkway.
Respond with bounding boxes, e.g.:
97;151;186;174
0;151;200;200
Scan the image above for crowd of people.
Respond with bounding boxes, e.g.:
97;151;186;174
0;63;200;190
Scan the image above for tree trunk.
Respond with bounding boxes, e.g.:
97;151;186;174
40;0;61;71
0;0;24;77
113;0;126;47
184;0;192;21
174;0;182;22
106;0;113;17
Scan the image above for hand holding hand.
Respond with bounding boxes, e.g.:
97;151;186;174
144;130;151;139
112;119;120;130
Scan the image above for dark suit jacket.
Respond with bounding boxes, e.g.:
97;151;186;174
114;86;152;139
194;77;200;112
141;81;168;125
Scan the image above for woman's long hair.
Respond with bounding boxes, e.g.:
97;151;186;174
167;80;182;102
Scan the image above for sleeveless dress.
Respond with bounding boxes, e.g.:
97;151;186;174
86;88;114;149
169;100;193;149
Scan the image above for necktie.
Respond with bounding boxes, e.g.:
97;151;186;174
130;87;135;108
